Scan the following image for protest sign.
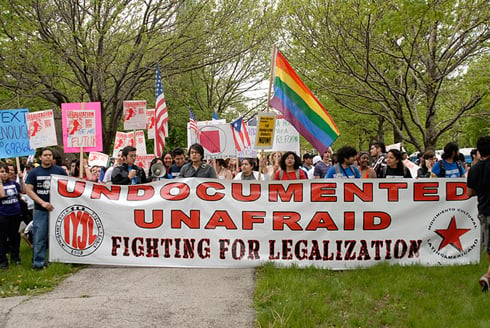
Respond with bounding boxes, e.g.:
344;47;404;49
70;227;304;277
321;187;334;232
61;102;103;153
254;113;276;149
123;100;147;130
187;121;237;158
134;130;147;155
404;159;420;178
88;152;109;168
238;125;258;158
135;154;155;175
268;117;300;154
0;108;35;158
50;176;479;269
112;131;146;157
25;110;57;149
146;109;155;139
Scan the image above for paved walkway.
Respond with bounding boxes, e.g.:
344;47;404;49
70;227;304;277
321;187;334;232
0;267;256;328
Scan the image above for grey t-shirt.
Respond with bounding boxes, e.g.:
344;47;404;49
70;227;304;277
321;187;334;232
179;162;217;178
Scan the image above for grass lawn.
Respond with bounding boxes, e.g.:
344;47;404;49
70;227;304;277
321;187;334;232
0;238;82;297
254;255;490;327
3;237;490;327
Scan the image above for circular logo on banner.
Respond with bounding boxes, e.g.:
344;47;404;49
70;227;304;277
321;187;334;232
55;205;104;257
426;208;479;260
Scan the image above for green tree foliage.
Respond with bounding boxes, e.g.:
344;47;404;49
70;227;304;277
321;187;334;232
281;0;489;151
0;0;279;153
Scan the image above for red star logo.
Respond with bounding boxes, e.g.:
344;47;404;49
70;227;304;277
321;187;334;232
435;215;471;251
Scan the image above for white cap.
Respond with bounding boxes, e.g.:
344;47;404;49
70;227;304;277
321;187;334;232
313;155;322;165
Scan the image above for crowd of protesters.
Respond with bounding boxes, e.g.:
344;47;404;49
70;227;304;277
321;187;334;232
0;138;486;271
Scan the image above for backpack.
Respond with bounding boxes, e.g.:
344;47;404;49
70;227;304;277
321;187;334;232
334;164;361;178
379;166;410;178
438;159;464;177
279;169;301;180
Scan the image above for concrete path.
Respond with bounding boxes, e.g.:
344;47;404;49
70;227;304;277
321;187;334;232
0;267;256;328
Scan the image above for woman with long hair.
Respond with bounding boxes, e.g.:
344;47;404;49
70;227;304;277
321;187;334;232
234;158;269;181
378;149;412;178
273;151;308;180
417;150;436;178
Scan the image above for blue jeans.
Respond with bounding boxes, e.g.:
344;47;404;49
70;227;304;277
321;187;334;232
32;210;49;268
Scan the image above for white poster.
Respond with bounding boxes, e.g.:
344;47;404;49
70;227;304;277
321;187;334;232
88;152;109;168
146;109;155;139
50;176;479;269
123;100;147;130
112;131;146;157
66;110;96;148
187;121;237;159
25;110;57;149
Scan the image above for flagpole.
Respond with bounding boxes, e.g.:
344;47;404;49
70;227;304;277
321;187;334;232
266;44;277;113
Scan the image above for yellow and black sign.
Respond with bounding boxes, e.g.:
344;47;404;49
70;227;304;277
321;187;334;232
254;113;276;149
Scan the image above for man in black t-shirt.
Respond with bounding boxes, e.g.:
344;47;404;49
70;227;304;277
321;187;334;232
467;136;490;292
25;148;67;269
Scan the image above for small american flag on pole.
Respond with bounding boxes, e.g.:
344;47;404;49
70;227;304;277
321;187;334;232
230;116;251;151
189;108;200;141
155;63;168;156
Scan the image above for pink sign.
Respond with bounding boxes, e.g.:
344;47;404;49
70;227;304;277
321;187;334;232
61;102;103;153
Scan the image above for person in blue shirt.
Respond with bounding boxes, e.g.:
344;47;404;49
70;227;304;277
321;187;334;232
431;142;466;178
326;146;361;179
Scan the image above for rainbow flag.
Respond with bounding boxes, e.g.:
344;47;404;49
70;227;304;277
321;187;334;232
269;50;340;153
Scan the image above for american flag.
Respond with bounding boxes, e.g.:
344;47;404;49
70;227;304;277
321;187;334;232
230;116;251;151
154;63;168;156
189;108;200;141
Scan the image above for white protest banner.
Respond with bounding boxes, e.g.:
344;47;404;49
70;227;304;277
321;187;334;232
88;152;109;168
187;121;237;158
25;110;57;149
146;109;155;139
50;176;479;269
135;154;155;175
0;108;35;158
123;100;147;130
